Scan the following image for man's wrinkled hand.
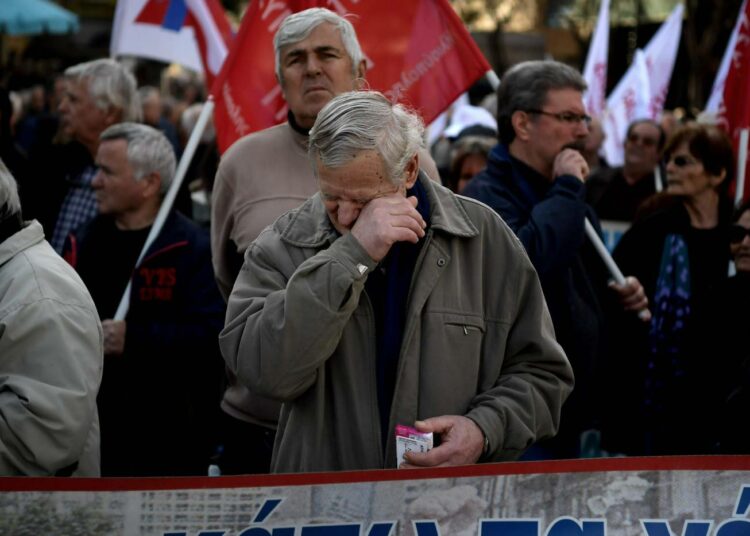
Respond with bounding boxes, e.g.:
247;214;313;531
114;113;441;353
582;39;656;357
400;415;485;468
351;194;426;262
102;319;126;356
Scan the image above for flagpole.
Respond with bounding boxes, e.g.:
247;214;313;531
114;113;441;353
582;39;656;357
654;165;663;192
485;70;649;320
113;96;215;321
736;128;749;207
485;70;500;90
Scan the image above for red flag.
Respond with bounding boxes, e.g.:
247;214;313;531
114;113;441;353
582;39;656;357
715;0;750;204
211;0;491;153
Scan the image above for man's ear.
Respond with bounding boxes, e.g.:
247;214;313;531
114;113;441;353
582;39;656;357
403;153;419;189
141;172;162;199
511;110;532;142
104;106;122;127
713;168;727;188
353;60;367;90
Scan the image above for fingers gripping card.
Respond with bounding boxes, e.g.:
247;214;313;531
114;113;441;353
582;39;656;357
395;425;433;467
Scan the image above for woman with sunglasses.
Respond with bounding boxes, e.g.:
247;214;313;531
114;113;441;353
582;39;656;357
599;124;734;457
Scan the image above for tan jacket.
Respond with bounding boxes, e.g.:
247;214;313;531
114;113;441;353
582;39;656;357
220;174;573;473
0;220;102;476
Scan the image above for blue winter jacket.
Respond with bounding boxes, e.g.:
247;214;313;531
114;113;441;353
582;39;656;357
463;143;610;454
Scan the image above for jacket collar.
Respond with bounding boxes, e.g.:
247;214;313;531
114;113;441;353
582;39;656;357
278;171;479;248
0;220;44;267
487;143;552;207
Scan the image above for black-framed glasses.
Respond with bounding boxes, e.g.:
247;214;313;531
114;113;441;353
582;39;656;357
666;155;698;168
525;109;592;126
729;224;750;243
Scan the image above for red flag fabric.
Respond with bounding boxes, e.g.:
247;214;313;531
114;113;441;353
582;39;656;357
715;0;750;204
211;0;491;153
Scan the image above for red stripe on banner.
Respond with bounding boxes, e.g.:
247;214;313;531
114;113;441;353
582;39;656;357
2;456;749;492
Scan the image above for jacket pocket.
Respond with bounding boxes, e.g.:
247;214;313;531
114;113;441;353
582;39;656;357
419;312;486;415
443;312;485;337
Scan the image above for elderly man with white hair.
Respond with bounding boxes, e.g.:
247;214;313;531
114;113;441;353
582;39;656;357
220;91;573;473
62;123;225;476
211;7;439;475
36;58;141;253
0;158;102;476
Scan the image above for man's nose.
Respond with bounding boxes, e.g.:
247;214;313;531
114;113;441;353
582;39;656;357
305;55;322;75
575;120;590;137
91;170;104;189
337;202;361;227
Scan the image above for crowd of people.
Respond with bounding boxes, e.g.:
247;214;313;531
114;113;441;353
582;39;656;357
0;7;748;477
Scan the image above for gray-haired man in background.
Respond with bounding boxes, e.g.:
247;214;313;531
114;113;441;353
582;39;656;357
43;59;141;252
220;91;573;473
62;123;224;476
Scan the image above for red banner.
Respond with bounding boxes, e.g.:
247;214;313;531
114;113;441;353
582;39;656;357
211;0;491;153
716;0;750;204
2;457;750;535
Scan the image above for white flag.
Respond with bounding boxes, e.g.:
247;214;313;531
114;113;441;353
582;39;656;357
601;3;684;166
110;0;233;87
582;0;610;118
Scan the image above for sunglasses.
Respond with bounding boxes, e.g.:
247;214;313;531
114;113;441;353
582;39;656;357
627;133;658;147
666;155;698;168
729;225;750;243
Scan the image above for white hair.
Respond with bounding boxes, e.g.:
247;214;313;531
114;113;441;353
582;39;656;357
65;59;142;122
0;158;21;221
309;91;424;185
274;8;363;83
100;122;176;195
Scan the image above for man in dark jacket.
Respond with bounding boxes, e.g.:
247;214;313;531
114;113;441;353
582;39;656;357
63;123;225;476
462;60;649;459
586;119;666;223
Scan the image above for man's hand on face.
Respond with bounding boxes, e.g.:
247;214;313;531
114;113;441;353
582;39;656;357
553;148;590;183
351;194;426;262
400;415;485;468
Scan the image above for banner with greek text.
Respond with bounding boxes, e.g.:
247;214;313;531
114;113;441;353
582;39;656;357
211;0;491;153
2;457;749;535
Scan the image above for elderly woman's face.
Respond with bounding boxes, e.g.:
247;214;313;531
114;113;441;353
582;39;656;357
665;142;724;200
730;209;750;273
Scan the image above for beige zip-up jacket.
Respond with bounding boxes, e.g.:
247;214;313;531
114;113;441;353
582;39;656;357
0;220;102;476
220;174;572;473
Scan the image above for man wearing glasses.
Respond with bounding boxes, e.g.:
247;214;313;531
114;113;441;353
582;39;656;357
463;60;648;460
587;119;666;223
